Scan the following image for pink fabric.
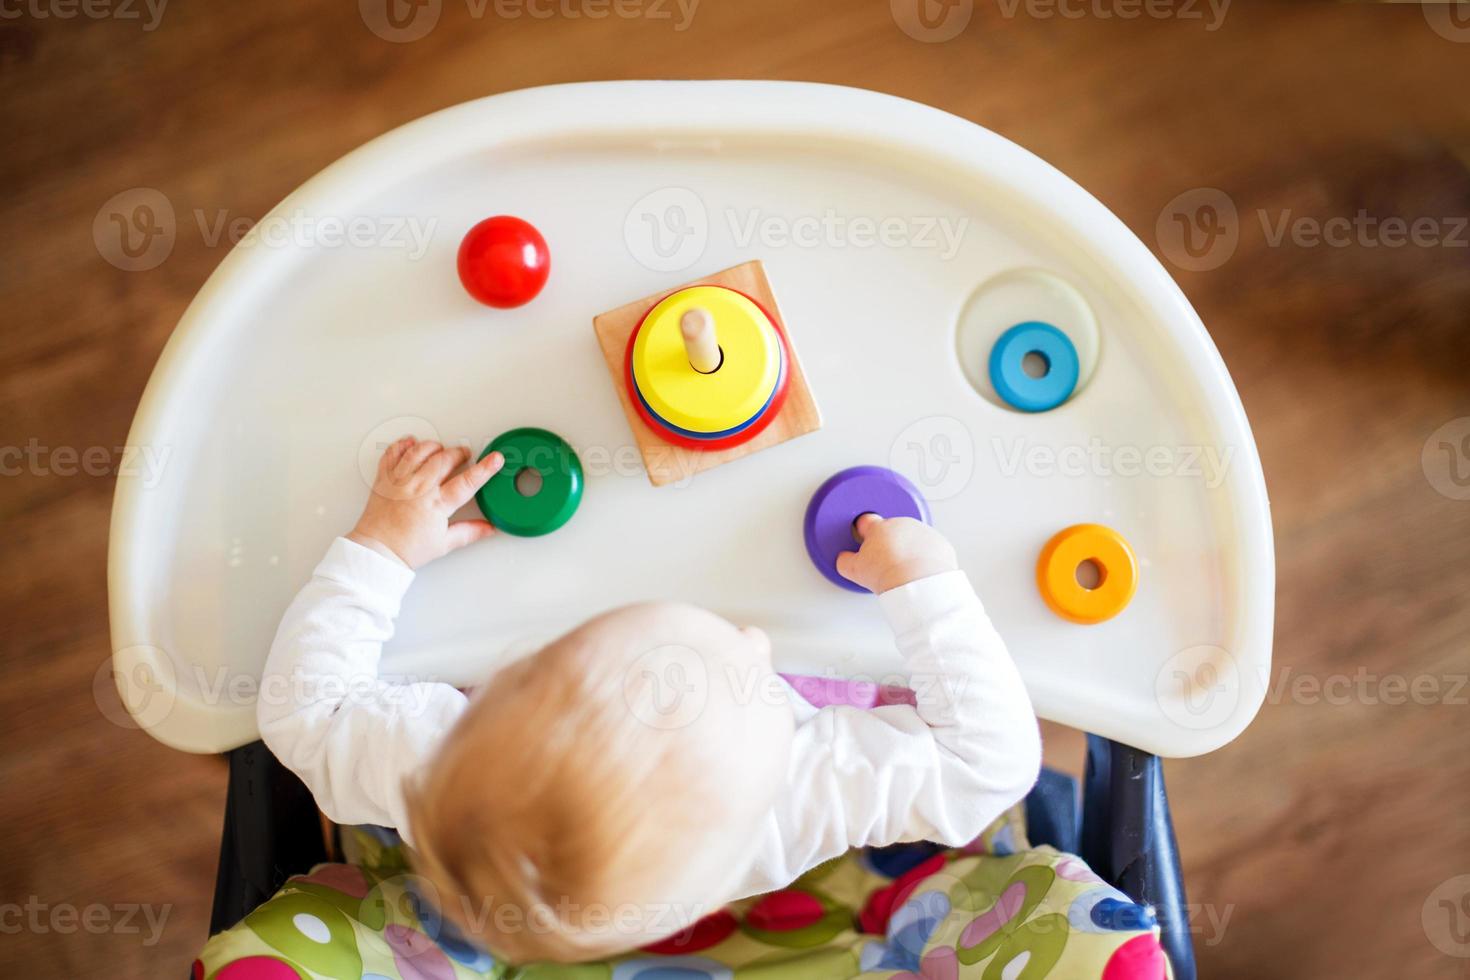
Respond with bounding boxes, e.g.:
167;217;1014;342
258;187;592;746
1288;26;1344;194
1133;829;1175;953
780;673;918;710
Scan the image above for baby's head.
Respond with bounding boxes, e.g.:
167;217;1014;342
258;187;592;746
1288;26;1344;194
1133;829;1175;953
404;601;795;963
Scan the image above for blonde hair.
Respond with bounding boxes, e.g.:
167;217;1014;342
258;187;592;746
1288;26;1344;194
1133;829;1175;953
403;615;738;964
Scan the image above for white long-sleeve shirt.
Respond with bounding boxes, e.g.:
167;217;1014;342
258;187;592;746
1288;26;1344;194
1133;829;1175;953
257;537;1041;900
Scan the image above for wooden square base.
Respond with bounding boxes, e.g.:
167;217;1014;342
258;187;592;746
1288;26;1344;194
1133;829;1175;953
592;260;822;487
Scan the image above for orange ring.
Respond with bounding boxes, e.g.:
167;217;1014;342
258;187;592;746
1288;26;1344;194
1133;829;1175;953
1036;524;1138;624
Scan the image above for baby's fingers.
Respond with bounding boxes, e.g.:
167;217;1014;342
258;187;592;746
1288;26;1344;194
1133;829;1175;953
441;451;505;509
835;549;865;587
852;512;884;543
394;439;443;478
378;436;416;474
424;444;472;482
445;519;496;553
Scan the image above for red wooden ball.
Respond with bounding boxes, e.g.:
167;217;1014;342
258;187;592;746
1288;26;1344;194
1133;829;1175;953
456;216;550;309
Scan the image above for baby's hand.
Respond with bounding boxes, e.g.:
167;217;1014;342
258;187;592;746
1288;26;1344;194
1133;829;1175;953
348;437;505;569
836;514;958;594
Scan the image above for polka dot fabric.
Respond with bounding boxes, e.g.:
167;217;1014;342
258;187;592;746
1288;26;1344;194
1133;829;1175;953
196;810;1169;979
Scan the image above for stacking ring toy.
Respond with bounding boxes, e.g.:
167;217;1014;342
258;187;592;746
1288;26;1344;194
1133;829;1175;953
989;321;1080;413
630;285;782;430
475;428;583;537
632;348;787;442
804;466;931;592
1036;523;1138;624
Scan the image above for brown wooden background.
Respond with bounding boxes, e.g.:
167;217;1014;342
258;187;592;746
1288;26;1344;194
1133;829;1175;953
2;2;1469;977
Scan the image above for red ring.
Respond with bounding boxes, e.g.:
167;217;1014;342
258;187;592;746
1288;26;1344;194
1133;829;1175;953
623;285;794;452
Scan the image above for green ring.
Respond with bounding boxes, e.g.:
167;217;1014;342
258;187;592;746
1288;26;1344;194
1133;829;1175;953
475;428;583;537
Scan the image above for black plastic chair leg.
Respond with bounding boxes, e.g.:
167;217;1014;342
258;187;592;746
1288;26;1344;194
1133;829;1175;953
1081;735;1197;980
209;741;328;935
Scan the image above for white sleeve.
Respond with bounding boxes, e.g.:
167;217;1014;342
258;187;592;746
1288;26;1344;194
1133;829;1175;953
741;570;1041;895
256;537;468;837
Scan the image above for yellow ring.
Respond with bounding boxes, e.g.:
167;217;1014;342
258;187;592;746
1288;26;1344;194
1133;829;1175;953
631;286;781;433
1037;524;1139;625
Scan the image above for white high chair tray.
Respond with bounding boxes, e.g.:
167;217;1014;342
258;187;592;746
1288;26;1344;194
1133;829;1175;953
109;81;1273;758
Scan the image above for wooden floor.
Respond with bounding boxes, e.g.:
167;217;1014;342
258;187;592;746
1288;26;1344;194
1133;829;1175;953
3;2;1468;977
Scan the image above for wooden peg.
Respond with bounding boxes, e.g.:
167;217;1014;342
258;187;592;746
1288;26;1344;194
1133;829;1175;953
680;307;722;374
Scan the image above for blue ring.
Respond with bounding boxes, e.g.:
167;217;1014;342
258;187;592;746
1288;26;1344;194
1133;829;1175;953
988;321;1080;412
634;345;786;440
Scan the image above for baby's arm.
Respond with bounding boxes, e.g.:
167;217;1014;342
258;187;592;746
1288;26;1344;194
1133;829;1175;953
256;438;503;832
751;516;1041;890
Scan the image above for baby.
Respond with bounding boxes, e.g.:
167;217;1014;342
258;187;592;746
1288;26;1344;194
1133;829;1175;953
258;436;1041;963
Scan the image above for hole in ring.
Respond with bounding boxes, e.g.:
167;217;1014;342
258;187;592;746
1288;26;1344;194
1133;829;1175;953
851;512;880;544
1075;558;1106;591
514;467;544;498
1022;350;1051;379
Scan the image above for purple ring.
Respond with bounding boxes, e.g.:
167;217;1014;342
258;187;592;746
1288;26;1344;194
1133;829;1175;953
803;466;932;592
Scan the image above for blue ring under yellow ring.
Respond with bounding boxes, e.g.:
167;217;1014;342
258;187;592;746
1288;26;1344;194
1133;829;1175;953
630;285;782;433
634;344;786;441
